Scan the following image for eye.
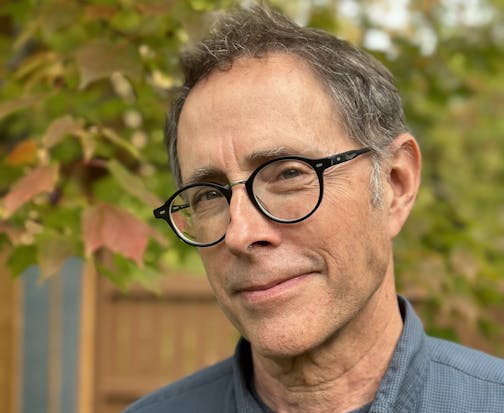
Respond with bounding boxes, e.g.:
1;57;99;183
192;189;223;206
278;167;303;180
271;162;312;183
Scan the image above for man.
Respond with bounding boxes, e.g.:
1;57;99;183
125;5;504;413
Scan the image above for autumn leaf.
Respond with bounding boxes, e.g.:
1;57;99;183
75;40;142;89
0;95;41;120
6;139;38;166
42;115;85;148
2;165;59;219
135;2;173;16
38;1;81;35
82;203;165;267
84;4;117;21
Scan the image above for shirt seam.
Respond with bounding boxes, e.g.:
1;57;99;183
430;359;504;386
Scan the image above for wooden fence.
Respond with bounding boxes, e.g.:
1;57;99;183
2;256;502;413
93;274;238;413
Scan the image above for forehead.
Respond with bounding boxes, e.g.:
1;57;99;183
177;53;350;182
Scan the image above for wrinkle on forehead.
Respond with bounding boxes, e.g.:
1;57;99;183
176;53;350;185
183;145;317;186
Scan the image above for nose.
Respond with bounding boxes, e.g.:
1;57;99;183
224;185;282;254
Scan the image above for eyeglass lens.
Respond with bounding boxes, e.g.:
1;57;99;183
170;158;321;245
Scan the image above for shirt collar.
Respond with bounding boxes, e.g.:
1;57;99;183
231;296;429;413
370;296;430;412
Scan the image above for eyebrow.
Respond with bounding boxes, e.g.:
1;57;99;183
184;167;226;186
183;146;313;185
248;146;304;163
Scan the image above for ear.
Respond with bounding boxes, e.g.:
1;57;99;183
385;134;422;238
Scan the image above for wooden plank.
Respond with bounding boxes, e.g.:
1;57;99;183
94;274;238;412
78;259;97;413
0;248;21;413
48;276;62;413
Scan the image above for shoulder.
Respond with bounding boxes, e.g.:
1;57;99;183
123;357;235;413
427;336;504;383
422;336;504;410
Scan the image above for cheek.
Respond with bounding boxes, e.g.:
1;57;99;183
304;193;390;272
199;250;224;289
199;248;240;304
308;190;372;242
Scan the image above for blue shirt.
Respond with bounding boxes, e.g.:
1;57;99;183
124;297;504;412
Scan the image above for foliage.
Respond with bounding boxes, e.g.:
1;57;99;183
1;0;503;354
0;0;230;287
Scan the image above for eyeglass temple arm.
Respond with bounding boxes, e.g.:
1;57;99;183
329;147;371;166
153;203;190;219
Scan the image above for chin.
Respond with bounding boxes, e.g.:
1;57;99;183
247;320;333;359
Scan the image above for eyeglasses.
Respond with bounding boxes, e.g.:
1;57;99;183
154;147;371;247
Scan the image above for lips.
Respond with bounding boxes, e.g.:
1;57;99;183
239;277;295;292
235;272;315;305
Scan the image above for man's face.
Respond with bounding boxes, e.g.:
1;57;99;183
177;53;395;358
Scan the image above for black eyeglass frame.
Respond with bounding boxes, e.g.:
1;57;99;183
153;147;371;247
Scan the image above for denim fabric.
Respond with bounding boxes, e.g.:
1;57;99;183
124;296;504;413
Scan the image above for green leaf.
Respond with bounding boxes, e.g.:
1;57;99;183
36;231;76;278
106;159;161;207
100;127;142;160
7;245;37;277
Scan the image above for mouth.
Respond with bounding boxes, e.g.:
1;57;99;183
236;273;315;305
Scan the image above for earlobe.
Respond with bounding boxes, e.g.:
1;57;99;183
386;134;422;238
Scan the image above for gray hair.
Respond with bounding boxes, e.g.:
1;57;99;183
166;5;409;206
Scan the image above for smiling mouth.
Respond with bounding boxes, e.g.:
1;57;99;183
237;273;314;305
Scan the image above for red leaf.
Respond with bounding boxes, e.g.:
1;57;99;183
82;203;164;266
2;165;59;219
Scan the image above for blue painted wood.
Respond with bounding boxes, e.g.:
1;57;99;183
22;266;50;413
22;258;83;413
59;258;82;413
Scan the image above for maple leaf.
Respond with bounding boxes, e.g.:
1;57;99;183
82;203;165;267
2;165;59;219
75;40;142;89
42;115;85;148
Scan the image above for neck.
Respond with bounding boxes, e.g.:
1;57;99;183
251;273;402;413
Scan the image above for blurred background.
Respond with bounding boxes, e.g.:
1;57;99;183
0;0;503;412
